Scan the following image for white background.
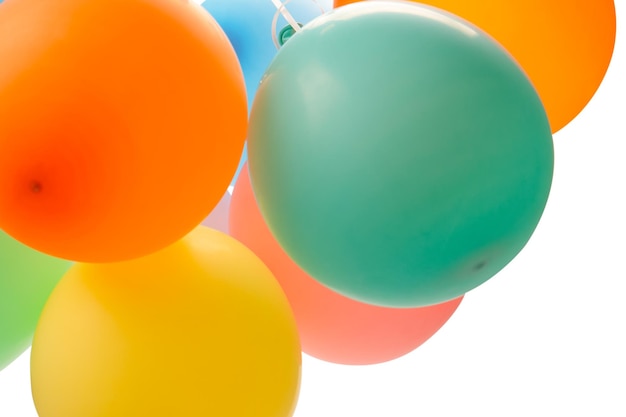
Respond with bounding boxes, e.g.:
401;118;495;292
1;1;624;416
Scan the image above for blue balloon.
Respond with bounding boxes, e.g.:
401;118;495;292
203;0;330;110
202;0;330;185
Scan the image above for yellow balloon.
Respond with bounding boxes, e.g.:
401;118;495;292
31;226;301;417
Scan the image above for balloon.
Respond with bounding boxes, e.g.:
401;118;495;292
230;164;463;365
0;231;70;371
333;0;616;134
0;0;247;262
202;0;330;111
248;2;554;308
31;226;301;417
202;0;331;186
201;189;231;234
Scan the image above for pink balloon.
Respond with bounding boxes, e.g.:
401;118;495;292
201;190;231;234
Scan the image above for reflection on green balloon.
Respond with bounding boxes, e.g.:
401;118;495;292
0;231;71;370
248;1;554;307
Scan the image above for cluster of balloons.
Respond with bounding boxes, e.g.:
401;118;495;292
0;0;616;416
202;0;333;185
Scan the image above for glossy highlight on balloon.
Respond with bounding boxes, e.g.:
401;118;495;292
334;0;617;134
230;164;463;365
248;1;554;307
31;226;301;417
0;0;247;262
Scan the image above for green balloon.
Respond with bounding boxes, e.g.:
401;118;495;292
0;231;70;370
248;1;554;307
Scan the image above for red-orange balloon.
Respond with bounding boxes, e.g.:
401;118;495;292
230;164;463;365
0;0;246;262
333;0;616;134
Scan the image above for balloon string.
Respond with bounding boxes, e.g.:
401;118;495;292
309;0;327;15
271;0;327;50
271;0;302;34
271;2;280;49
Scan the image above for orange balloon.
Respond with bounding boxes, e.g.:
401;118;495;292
0;0;247;262
333;0;616;134
229;164;463;365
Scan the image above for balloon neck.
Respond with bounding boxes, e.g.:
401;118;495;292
279;23;303;46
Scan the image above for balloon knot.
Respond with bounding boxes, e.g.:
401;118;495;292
279;23;303;46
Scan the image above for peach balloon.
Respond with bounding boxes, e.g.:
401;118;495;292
333;0;616;134
229;164;463;365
